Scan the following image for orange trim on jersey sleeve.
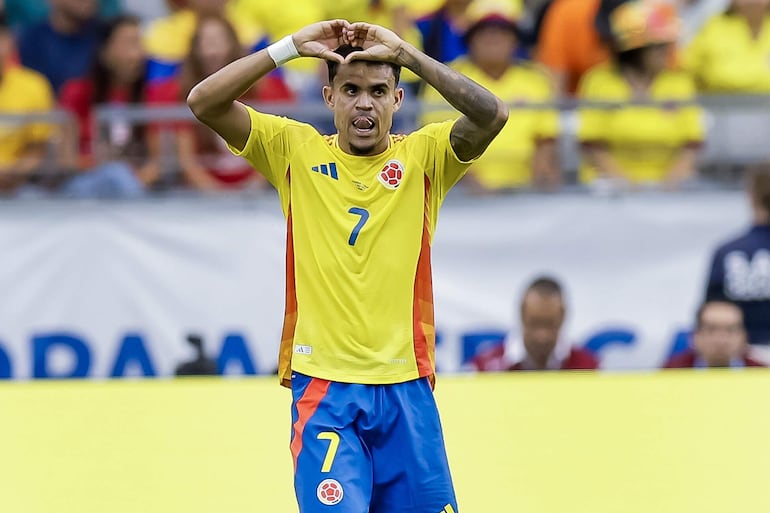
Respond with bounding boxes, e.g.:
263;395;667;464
279;190;298;388
290;377;331;471
412;176;436;384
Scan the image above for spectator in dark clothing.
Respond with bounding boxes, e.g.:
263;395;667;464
416;0;474;64
472;276;599;371
665;301;764;368
705;163;770;345
17;0;103;94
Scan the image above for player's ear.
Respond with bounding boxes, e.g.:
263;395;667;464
392;87;404;113
322;85;335;110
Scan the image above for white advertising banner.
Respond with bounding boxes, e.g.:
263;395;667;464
0;191;749;379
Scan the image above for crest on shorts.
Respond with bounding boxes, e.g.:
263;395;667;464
377;160;405;190
317;478;344;505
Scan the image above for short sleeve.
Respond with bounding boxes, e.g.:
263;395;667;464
416;120;474;199
227;104;309;206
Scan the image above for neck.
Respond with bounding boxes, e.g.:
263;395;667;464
622;67;655;90
110;74;138;93
526;349;550;370
478;61;508;81
49;10;85;34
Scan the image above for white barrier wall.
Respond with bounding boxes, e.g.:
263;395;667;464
0;191;748;379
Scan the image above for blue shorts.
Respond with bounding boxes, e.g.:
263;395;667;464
290;372;458;513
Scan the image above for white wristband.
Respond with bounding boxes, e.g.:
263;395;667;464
267;35;300;66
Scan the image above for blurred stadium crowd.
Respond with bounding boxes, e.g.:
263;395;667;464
0;0;769;197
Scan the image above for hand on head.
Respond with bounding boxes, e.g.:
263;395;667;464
292;20;404;65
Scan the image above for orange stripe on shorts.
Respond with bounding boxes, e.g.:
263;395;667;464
290;377;331;471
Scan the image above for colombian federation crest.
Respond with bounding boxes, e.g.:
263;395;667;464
377;159;405;190
317;479;344;505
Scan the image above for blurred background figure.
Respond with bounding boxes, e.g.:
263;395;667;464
59;15;159;197
664;300;764;368
417;0;491;64
175;333;218;376
534;0;610;97
16;0;103;95
683;0;770;93
0;14;56;196
704;163;770;346
420;0;560;192
471;276;599;371
146;15;293;192
142;0;268;83
577;0;704;190
6;0;119;29
230;0;320;99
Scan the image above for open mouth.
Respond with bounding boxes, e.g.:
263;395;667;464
352;116;375;135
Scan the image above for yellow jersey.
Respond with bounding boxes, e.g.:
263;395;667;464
229;106;472;386
683;13;770;93
0;66;54;166
421;59;558;189
577;65;703;184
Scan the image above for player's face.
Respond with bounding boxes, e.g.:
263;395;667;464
323;61;403;156
693;303;747;367
521;292;564;360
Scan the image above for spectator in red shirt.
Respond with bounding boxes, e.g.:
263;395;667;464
664;301;765;369
472;276;599;371
59;14;160;197
146;15;294;191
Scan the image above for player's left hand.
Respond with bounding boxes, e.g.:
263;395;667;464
343;22;407;65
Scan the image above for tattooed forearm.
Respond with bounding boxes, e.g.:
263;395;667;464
402;48;501;126
434;66;502;126
398;43;508;160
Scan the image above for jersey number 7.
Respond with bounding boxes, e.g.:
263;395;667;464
347;207;370;246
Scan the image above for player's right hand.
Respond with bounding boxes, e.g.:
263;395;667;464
293;20;350;63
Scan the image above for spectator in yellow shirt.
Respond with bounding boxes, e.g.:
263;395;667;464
0;15;56;195
683;0;770;93
420;0;560;192
577;0;704;188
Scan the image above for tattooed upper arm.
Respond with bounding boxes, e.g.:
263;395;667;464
397;45;508;160
450;115;504;162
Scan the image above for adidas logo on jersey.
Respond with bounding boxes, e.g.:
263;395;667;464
438;504;456;513
312;162;338;180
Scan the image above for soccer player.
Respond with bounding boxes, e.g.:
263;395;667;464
187;19;507;513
